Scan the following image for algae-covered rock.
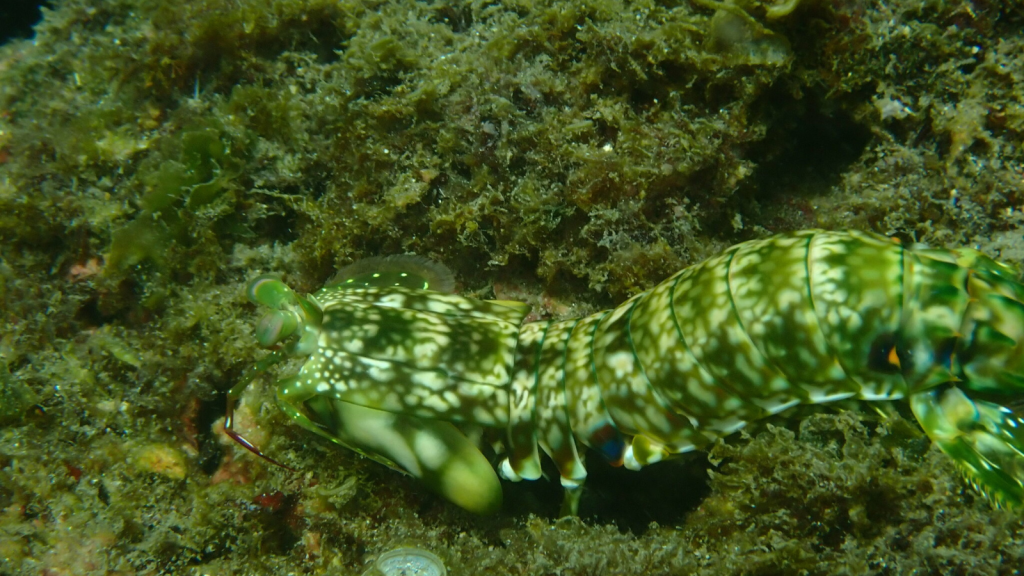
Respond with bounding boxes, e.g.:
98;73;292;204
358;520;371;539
1;0;1023;574
0;366;36;425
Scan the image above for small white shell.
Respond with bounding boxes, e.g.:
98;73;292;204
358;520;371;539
361;547;447;576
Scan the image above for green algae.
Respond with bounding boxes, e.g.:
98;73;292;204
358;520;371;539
0;366;36;425
107;123;246;272
0;0;1023;574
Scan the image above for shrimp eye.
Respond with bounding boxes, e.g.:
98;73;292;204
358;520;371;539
256;310;298;347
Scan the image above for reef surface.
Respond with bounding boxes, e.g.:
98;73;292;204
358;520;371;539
1;0;1023;574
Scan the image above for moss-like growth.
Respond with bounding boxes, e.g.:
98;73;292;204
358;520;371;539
107;123;245;272
1;0;1024;573
0;366;36;425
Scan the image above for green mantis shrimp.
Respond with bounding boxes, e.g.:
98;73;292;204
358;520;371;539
228;229;1024;515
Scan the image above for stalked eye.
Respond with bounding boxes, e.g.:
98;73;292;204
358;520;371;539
247;275;293;308
868;332;901;373
255;310;298;347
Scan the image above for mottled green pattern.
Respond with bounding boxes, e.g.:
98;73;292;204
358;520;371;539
245;230;1024;513
532;318;587;486
293;288;528;427
505;321;546;480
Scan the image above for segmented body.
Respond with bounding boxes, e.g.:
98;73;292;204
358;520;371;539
240;230;1024;514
